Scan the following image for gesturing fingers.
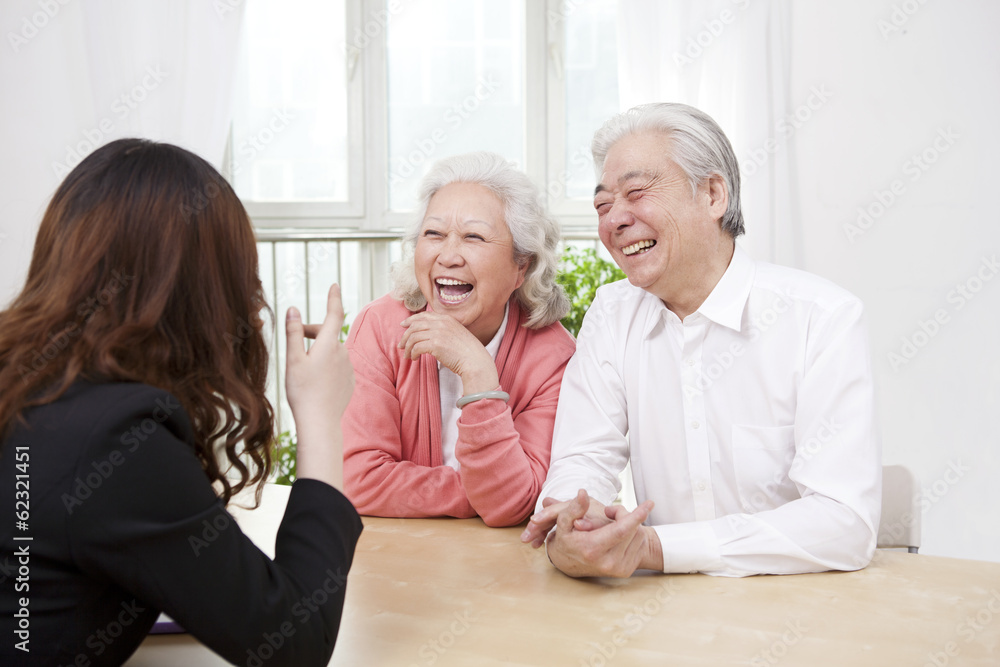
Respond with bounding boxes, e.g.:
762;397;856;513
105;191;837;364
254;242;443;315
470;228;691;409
285;306;306;367
284;284;355;420
296;285;347;348
317;283;346;343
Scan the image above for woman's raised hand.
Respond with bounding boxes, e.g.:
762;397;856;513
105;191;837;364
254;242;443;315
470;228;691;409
284;283;354;490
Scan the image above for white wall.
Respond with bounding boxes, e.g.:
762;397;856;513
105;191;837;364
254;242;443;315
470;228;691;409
0;1;93;305
1;0;997;562
0;0;239;303
786;0;999;561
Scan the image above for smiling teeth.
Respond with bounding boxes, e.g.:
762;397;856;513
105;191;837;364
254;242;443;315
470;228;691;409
436;277;472;304
622;240;655;256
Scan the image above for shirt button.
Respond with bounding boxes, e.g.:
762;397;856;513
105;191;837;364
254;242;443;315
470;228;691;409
691;420;700;429
686;357;695;366
696;480;707;492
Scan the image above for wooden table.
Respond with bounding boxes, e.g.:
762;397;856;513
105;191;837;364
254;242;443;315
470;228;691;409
128;490;1000;666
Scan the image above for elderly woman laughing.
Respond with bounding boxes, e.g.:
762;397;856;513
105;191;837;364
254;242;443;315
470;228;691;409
341;152;575;526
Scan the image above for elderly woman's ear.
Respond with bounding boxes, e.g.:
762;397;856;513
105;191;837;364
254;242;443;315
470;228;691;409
514;260;529;290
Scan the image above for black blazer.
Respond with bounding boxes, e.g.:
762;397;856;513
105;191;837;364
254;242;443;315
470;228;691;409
0;381;362;666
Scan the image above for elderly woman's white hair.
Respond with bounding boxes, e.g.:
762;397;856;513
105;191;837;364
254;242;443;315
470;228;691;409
592;102;745;238
390;152;568;329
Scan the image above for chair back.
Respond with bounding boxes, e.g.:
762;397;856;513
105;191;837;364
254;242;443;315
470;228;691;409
878;464;921;553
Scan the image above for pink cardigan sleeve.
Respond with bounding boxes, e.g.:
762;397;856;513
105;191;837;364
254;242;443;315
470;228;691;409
455;354;569;527
341;306;477;519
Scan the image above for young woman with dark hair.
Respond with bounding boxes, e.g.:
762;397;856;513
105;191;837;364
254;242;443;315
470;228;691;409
0;138;361;666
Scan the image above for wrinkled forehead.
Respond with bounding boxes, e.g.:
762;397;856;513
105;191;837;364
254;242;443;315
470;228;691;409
593;169;662;198
595;134;683;197
414;182;507;233
605;128;674;164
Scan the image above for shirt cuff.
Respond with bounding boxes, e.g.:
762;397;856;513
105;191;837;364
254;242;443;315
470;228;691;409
652;521;723;574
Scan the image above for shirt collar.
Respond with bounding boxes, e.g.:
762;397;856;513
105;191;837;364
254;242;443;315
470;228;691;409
693;243;755;332
484;303;509;359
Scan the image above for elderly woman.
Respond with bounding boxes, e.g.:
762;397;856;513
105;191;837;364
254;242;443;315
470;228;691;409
341;152;575;526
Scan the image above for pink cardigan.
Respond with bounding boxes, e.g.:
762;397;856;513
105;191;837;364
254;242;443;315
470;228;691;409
342;294;576;527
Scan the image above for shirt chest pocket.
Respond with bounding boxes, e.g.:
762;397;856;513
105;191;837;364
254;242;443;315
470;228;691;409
731;424;800;513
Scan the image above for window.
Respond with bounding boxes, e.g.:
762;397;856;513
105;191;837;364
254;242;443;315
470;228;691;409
232;0;350;203
546;0;620;216
232;0;618;432
232;0;618;227
386;0;525;211
231;0;363;222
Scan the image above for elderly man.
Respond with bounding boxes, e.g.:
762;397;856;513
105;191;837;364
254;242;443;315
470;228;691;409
521;103;880;577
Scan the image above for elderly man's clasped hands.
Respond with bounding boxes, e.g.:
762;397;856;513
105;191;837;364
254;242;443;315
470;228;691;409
521;490;662;578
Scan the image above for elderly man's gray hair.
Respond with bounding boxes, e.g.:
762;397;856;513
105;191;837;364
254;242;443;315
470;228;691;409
591;103;745;238
390;152;569;329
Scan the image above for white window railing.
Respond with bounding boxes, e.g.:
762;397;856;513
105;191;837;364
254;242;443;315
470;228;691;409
256;229;603;435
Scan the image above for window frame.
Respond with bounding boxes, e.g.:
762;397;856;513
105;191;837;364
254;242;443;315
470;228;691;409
542;0;609;229
235;0;604;237
230;0;368;228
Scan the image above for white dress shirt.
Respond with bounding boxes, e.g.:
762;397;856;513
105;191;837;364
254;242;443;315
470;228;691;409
540;245;881;577
438;304;508;470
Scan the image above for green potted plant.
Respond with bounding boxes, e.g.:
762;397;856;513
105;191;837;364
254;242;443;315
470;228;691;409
272;430;298;485
555;245;625;338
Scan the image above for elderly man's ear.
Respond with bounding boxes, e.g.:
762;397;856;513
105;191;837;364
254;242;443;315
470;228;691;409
705;173;729;220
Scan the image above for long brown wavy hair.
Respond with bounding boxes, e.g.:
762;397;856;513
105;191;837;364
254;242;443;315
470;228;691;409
0;138;274;505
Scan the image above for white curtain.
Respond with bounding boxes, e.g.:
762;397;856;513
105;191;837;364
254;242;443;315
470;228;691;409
0;0;246;301
78;0;246;168
616;0;799;266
